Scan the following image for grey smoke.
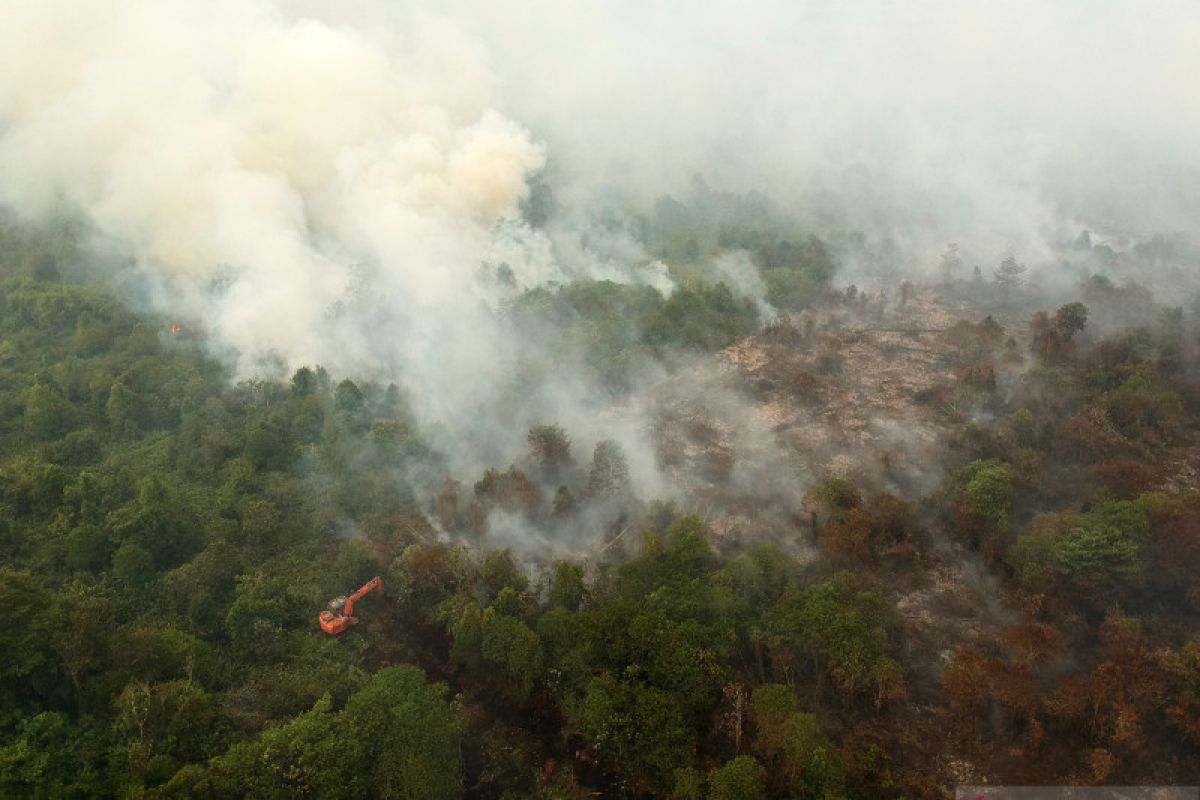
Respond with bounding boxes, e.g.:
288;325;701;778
2;0;1197;556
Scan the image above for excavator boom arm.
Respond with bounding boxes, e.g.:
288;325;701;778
342;576;383;617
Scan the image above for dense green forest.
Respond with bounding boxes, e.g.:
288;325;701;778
2;211;1200;800
4;0;1200;796
0;217;863;799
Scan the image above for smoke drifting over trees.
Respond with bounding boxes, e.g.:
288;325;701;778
4;0;1199;394
2;1;1200;796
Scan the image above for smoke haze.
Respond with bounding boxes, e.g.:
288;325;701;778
1;0;1197;551
450;0;1200;251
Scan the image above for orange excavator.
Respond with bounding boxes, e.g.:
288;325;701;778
318;576;383;635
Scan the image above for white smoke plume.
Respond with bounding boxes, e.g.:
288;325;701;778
431;0;1200;265
0;0;552;393
5;0;1198;376
0;0;693;493
2;0;1198;557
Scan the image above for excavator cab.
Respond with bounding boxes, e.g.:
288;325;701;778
318;576;383;635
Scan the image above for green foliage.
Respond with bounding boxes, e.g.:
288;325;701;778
0;570;60;725
1056;301;1089;337
22;383;77;441
242;421;292;471
479;611;543;700
199;667;463;799
223;569;315;664
644;185;844;310
615;515;716;599
335;666;464;799
113;477;204;570
754;235;837;310
673;766;705;799
570;675;693;787
763;578;904;705
291;366;317;396
65;523;107;572
749;684;846;795
955;459;1012;525
527;424;574;480
112;542;155;588
707;755;767;800
452;596;544;701
0;712;107;798
333;379;364;413
1015;499;1151;595
508;278;759;388
642;282;759;350
714;543;792;618
1009;408;1036;445
1054;522;1142;580
548;561;585;611
481;549;530;599
586;439;631;499
538;518;742;787
111;679;230;785
1;271;441;792
11;222;1197;795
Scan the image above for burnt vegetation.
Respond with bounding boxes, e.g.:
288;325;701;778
1;209;1200;799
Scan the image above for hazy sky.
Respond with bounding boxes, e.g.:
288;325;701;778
0;0;1195;553
1;0;1196;401
279;1;1200;253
